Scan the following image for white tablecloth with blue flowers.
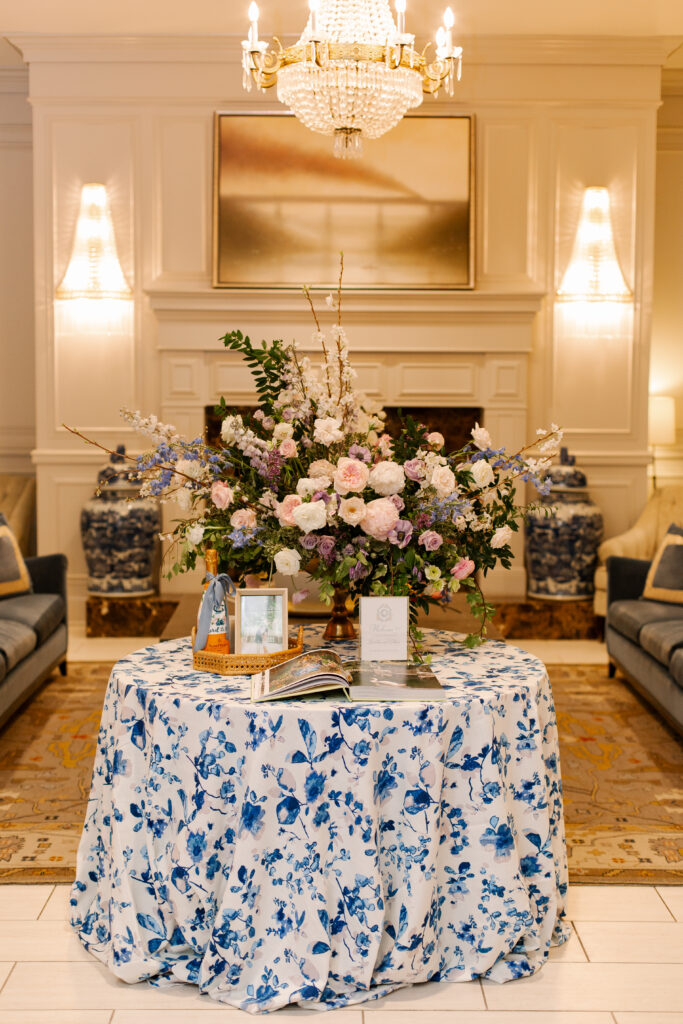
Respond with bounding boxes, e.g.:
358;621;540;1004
71;626;569;1013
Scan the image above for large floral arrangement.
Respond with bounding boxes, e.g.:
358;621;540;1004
74;269;561;648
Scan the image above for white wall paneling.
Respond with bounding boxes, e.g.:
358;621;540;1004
10;33;674;614
0;66;34;474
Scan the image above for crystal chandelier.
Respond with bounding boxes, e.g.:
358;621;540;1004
241;0;463;158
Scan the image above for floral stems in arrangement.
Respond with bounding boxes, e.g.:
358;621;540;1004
67;257;562;649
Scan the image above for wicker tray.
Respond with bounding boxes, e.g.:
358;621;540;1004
191;625;304;676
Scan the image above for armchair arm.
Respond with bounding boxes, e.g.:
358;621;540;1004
25;554;68;615
598;523;653;563
605;555;650;607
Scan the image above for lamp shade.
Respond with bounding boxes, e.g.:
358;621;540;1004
648;395;676;446
57;183;131;301
556;186;633;339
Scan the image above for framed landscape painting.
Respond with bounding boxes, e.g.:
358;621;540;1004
213;112;474;291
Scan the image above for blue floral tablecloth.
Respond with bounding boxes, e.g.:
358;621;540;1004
71;626;569;1013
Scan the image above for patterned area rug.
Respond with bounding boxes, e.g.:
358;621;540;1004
0;660;681;883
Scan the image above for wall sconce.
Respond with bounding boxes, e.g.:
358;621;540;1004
55;182;132;334
648;394;676;490
555;186;633;339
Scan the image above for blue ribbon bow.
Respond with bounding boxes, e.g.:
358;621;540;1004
194;572;237;652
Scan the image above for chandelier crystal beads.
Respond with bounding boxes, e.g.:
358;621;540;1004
241;0;463;158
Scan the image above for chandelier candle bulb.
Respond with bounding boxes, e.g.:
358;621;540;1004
248;2;259;46
395;0;406;36
309;0;320;39
444;6;454;50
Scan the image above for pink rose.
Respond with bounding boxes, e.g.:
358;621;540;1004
230;508;257;530
276;493;302;527
418;529;443;552
211;481;233;509
360;498;400;541
451;557;475;580
378;433;394;457
334;456;370;495
279;438;298;458
427;431;445;448
404;458;426;482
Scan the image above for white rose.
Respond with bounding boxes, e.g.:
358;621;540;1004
274;548;301;575
313;417;344;446
431;465;456;498
471;422;492;451
338;496;366;526
292;500;328;532
273;421;294;441
175;458;203;481
491;525;513;548
309;459;336;479
471;460;495;489
174;487;192;513
296;477;330;497
369;460;405;496
220;414;243;445
187;524;204;546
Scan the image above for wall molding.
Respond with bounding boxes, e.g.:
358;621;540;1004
0;67;28;92
10;34;681;68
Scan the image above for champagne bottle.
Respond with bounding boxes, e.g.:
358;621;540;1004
197;548;230;654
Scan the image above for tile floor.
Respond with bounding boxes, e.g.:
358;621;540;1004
0;633;669;1022
0;884;681;1021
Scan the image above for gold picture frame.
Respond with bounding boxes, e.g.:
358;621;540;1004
234;587;289;656
213;111;474;291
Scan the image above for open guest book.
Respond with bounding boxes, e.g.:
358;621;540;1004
251;648;449;703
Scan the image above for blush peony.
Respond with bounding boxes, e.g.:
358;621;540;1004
211;481;234;509
279;438;298;458
338;496;366;526
431;465;456;498
426;431;445;448
292;500;327;532
369;460;405;496
451;557;475;579
230;508;257;530
334;456;370;495
276;493;302;527
360;498;400;540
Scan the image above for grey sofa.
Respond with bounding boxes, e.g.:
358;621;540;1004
0;554;68;729
605;555;683;734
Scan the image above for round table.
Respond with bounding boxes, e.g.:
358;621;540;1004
71;627;569;1013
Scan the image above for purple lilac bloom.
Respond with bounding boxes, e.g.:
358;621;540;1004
317;535;336;562
348;443;371;463
416;512;432;529
388;519;413;549
301;533;319;551
404;458;425;482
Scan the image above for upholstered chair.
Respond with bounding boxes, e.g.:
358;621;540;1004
594;485;683;615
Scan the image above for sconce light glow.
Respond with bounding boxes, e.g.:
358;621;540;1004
55;182;132;335
556;186;633;339
648;395;676;447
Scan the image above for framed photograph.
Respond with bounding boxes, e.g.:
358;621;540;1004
234;587;289;655
213;112;474;291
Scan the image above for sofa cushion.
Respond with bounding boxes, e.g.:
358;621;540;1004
642;525;683;605
670;648;683;691
0;513;31;599
0;593;65;645
639;620;683;669
0;619;37;672
609;598;683;644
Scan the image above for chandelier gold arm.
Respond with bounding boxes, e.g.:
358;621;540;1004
247;39;460;97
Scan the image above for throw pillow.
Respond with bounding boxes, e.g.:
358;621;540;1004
0;513;32;599
642;522;683;605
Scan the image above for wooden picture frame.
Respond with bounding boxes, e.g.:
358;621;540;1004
234;587;289;655
213;111;474;291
